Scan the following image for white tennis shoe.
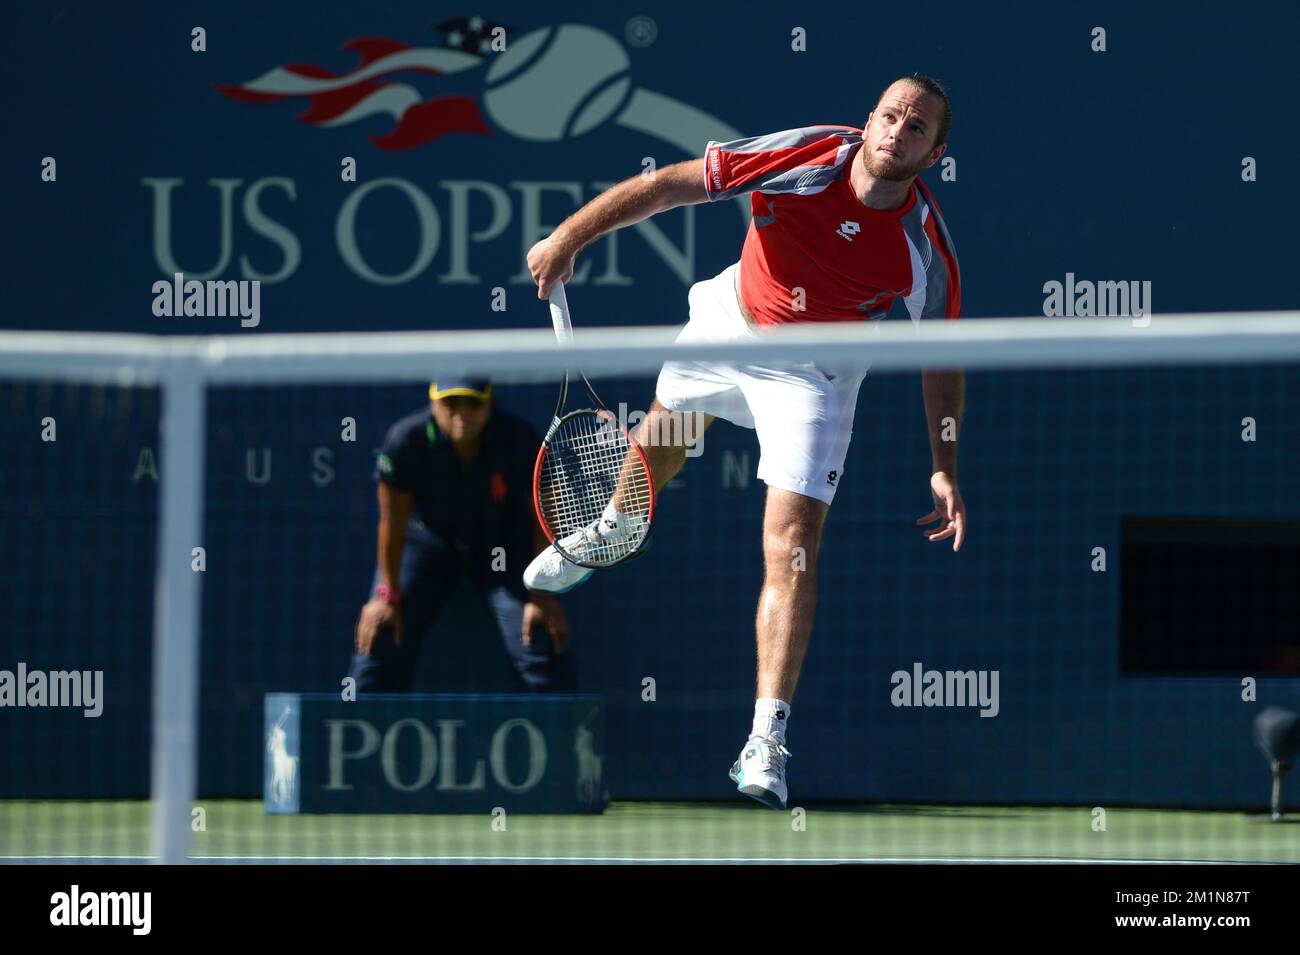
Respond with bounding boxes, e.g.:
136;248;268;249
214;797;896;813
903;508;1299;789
522;511;635;593
728;735;791;809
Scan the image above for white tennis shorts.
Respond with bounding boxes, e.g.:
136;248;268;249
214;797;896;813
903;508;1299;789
655;262;867;506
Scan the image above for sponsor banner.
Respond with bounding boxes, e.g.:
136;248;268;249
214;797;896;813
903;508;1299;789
264;693;608;813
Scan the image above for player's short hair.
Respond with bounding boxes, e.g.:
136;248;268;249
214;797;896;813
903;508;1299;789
876;74;952;147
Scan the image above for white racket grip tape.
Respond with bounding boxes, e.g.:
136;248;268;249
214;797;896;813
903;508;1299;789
549;281;574;345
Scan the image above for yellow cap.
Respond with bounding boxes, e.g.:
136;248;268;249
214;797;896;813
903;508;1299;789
429;379;492;400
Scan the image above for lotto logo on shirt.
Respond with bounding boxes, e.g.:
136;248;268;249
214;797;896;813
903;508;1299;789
836;220;861;241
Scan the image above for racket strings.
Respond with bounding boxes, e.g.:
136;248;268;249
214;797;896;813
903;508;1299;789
539;412;652;566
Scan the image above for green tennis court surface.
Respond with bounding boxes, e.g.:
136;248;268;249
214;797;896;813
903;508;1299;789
3;802;1296;863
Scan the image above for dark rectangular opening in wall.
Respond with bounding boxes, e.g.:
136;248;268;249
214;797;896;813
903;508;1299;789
1120;516;1300;675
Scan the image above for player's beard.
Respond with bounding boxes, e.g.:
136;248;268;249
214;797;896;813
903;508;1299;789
862;147;927;183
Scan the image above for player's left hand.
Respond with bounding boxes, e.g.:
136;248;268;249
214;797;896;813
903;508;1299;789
522;593;571;653
916;470;966;552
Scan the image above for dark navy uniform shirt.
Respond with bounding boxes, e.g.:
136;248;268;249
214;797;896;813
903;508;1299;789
375;406;539;561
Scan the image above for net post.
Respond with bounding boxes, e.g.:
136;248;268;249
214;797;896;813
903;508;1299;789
150;360;206;864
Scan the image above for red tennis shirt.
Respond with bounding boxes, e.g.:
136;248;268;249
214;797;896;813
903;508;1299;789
704;125;961;325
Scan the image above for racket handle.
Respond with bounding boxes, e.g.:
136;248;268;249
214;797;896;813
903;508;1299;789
549;281;574;345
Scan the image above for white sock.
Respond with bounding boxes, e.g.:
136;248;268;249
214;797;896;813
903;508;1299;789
597;502;626;537
750;698;790;743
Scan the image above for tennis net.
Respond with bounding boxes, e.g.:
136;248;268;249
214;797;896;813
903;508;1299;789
1;312;1298;864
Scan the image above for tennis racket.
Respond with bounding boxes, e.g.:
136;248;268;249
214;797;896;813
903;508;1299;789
532;281;655;568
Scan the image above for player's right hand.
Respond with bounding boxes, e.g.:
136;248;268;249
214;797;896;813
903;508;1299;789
355;599;403;654
526;235;576;300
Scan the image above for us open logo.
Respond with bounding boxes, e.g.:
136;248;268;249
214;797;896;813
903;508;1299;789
218;20;741;155
151;19;752;291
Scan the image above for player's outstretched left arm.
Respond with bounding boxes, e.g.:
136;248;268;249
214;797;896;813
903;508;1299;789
917;369;966;551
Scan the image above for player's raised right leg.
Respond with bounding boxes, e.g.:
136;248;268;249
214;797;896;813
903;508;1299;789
526;260;745;594
522;397;712;593
636;396;713;493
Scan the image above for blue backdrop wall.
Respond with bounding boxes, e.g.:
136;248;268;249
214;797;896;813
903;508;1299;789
2;1;1297;807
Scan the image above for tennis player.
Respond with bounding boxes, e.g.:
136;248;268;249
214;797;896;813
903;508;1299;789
524;76;965;808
